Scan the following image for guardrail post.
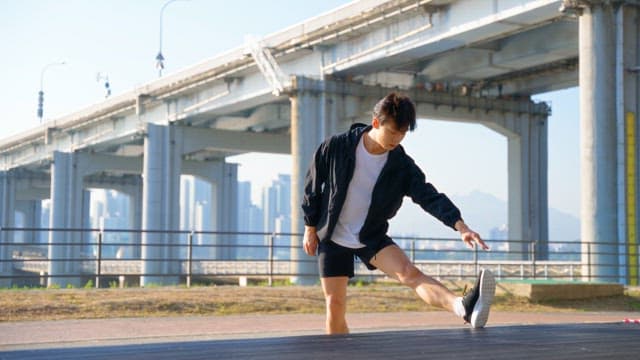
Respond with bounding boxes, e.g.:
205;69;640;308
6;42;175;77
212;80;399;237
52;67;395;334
587;243;592;282
411;240;415;264
96;229;103;289
544;264;548;280
268;233;274;287
531;241;536;279
473;245;478;275
570;264;574;281
187;231;193;288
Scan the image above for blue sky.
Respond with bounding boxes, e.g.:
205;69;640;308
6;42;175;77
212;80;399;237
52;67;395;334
0;0;581;218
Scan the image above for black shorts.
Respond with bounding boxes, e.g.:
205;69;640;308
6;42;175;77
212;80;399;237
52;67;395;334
318;238;396;278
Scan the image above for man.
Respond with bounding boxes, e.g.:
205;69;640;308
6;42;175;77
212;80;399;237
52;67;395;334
302;92;495;335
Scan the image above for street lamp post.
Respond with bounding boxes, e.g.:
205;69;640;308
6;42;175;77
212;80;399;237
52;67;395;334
96;72;111;98
156;0;190;77
38;61;66;123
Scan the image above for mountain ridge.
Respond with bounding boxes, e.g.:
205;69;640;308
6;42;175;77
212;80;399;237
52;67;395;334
388;190;580;242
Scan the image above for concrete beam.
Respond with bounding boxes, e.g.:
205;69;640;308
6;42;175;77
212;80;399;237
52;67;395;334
181;126;291;155
292;76;550;122
76;153;143;176
213;103;290;131
324;0;565;75
420;20;578;81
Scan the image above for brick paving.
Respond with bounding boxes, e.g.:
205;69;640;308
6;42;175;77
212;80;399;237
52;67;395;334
1;310;638;351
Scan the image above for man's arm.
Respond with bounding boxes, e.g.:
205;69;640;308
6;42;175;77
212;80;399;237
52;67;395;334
301;140;330;256
301;140;330;227
406;161;489;250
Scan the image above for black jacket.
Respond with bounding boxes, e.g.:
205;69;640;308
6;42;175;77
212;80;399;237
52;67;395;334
302;123;462;247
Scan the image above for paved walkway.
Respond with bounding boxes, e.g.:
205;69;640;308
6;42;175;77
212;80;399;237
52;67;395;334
1;310;637;351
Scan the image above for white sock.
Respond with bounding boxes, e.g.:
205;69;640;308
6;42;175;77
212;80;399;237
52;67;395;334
453;297;466;318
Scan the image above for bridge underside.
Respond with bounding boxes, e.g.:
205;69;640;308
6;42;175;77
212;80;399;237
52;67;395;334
0;78;550;286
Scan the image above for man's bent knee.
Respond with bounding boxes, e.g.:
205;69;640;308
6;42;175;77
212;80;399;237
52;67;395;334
397;263;423;288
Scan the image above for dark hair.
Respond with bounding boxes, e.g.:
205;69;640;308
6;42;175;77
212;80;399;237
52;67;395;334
373;93;416;131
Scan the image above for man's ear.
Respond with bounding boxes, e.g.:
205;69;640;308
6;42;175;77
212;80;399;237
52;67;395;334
372;117;380;128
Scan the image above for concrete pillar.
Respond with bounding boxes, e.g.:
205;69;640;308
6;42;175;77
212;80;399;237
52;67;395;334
184;160;239;260
129;177;143;259
0;170;16;286
504;114;549;260
484;110;549;261
216;162;238;260
141;123;182;286
101;177;143;260
617;4;639;285
579;3;619;282
325;92;359;135
48;151;84;287
15;200;41;244
31;201;42;243
290;80;326;284
81;190;92;257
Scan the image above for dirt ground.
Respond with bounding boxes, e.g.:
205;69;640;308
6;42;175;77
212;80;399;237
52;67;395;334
1;283;639;322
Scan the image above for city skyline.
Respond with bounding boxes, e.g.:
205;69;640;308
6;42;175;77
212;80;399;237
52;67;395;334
0;0;581;221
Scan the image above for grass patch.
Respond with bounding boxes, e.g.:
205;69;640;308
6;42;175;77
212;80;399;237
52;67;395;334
1;284;638;322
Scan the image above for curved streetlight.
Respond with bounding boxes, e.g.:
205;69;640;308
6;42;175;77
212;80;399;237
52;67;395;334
156;0;190;77
38;61;66;123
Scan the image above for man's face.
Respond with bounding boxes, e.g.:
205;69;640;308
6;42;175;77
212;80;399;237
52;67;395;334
372;117;408;151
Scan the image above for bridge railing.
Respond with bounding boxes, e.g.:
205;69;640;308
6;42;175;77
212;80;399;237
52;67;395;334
0;226;633;287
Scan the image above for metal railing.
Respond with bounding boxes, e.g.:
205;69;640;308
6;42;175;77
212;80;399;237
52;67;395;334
0;226;637;287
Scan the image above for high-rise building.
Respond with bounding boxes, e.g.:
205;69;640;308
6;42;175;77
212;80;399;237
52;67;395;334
238;181;266;259
262;174;291;233
180;176;212;232
238;181;252;233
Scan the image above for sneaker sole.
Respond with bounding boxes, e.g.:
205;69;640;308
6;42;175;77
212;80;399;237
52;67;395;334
470;269;496;328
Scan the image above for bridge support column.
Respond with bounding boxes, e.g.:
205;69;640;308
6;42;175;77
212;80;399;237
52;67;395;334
15;200;41;244
48;151;85;288
290;78;342;284
0;170;16;286
617;5;639;285
184;160;239;260
503;114;549;261
579;3;620;282
119;177;143;259
81;190;92;257
213;162;238;260
451;110;549;261
141;123;182;286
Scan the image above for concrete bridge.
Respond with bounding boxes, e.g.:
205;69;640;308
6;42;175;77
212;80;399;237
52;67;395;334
0;0;638;286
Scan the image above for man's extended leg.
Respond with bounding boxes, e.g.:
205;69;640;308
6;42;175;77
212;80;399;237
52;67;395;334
370;245;459;311
370;245;495;328
320;276;350;334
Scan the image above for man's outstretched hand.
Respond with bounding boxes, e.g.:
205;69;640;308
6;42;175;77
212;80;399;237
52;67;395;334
455;220;490;250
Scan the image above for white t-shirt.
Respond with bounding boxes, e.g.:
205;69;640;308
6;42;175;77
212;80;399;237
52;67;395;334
331;135;388;249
